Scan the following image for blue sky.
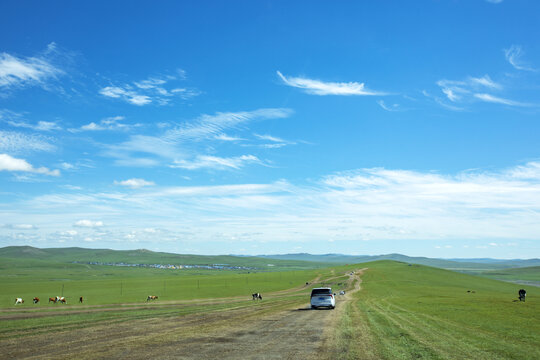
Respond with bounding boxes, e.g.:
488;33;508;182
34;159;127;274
1;1;539;258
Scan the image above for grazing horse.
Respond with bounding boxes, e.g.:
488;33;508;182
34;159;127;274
252;293;262;301
79;296;83;304
519;289;526;302
57;297;66;304
15;298;24;305
49;297;57;303
146;295;158;302
33;297;40;304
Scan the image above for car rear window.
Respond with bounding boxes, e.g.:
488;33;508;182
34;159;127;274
311;288;332;296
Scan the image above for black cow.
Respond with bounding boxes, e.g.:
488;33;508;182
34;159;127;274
518;289;526;302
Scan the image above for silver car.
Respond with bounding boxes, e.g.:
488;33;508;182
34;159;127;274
310;287;335;309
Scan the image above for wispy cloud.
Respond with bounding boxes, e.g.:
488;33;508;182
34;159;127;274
277;71;386;96
165;108;293;142
99;70;200;106
437;75;501;103
101;108;293;168
0;44;63;94
73;116;139;132
171;154;261;170
474;93;531;107
485;0;503;3
434;74;534;108
504;45;536;71
114;178;155;188
377;100;401;112
253;133;295;148
214;133;245;142
0;153;60;176
0;109;61;131
0;131;56;153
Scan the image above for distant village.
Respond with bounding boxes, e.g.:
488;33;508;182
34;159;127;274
72;261;256;271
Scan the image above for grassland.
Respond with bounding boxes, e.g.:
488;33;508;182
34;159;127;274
334;261;540;359
2;248;539;359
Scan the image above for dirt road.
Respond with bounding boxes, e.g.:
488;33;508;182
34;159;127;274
1;270;365;360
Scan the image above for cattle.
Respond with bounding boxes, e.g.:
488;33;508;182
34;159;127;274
146;295;158;302
252;293;262;301
79;296;83;304
33;297;40;304
57;297;66;304
15;298;24;305
519;289;526;302
48;297;57;303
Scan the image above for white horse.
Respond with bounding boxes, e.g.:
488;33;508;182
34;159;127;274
15;298;24;305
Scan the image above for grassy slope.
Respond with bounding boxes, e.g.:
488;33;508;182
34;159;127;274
343;261;539;360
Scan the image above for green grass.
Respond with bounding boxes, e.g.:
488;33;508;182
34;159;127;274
349;261;540;359
0;264;332;307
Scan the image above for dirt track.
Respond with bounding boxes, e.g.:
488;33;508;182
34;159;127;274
1;270;365;360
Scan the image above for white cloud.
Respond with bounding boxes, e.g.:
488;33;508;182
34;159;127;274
0;47;63;92
99;70;199;106
171;154;261;170
436;75;535;108
166;108;293;142
76;116;135;132
101;108;293;167
114;178;155;188
215;134;245;141
0;131;56;153
0;153;60;176
486;0;503;3
474;93;530;107
3;114;62;132
277;71;386;96
74;220;104;228
437;76;501;103
504;45;535;71
99;86;152;105
377;100;401;112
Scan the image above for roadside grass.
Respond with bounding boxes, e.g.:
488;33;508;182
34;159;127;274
353;261;539;359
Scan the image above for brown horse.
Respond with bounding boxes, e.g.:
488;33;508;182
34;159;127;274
48;297;57;303
79;296;83;304
33;297;40;304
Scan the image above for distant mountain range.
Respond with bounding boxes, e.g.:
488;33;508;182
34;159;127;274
1;246;538;271
256;253;540;270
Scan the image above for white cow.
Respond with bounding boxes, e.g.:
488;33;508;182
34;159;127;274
15;298;24;305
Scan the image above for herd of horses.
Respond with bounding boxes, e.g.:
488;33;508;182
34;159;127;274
14;296;83;305
14;293;264;305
